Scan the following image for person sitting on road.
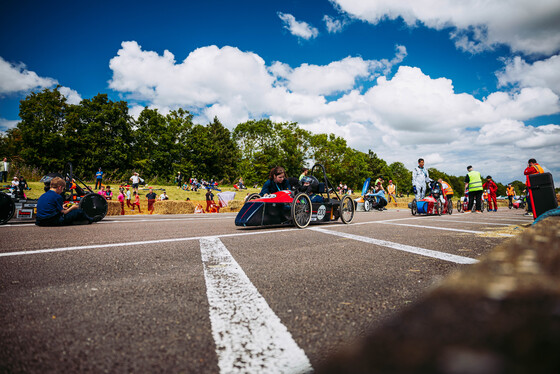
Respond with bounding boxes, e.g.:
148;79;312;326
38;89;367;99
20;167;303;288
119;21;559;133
259;166;290;196
36;177;97;226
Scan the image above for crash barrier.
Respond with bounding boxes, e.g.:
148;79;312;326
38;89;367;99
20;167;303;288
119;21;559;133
318;216;560;374
106;200;243;215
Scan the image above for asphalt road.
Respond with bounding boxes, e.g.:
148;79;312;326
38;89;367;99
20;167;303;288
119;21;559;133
0;208;532;373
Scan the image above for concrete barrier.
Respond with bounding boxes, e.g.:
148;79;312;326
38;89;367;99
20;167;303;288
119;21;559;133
319;216;560;374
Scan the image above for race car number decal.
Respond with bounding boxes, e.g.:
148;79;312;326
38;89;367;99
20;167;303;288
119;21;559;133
316;205;327;220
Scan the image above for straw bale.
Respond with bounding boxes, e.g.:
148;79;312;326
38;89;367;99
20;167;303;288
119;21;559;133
106;201;122;216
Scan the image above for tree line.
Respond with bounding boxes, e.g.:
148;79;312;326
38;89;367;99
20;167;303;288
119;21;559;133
1;87;523;195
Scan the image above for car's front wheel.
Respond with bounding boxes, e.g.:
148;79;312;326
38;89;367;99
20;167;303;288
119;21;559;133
291;193;312;228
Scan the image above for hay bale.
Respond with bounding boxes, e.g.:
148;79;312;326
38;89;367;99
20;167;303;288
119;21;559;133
153;200;195;214
106;201;122;216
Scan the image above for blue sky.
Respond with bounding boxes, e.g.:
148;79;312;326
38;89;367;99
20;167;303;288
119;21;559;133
1;0;559;185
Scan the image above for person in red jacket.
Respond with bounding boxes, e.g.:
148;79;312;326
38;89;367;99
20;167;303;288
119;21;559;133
523;158;544;216
483;175;498;212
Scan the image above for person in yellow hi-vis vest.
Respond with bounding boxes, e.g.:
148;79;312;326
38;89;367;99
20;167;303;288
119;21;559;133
387;180;397;206
464;165;483;213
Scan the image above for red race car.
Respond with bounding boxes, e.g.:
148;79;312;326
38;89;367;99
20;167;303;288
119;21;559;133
235;164;355;228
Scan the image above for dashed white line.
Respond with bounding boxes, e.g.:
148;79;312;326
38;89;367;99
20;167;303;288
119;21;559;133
200;237;312;374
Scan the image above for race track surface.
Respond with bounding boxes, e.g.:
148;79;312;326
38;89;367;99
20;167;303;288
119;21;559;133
0;208;532;373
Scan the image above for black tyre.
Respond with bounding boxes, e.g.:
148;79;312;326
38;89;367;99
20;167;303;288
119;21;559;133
456;200;463;213
245;193;261;202
411;199;418;215
447;199;453;215
0;192;15;225
79;193;108;221
340;195;355;224
291;193;312;228
435;200;442;216
480;200;486;212
363;199;371;212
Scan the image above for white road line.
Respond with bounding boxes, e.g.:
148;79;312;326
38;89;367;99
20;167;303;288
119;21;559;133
200;237;312;374
0;214;236;227
310;227;478;264
378;222;483;233
0;228;299;258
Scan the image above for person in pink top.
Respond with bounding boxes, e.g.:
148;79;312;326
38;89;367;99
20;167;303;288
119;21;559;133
97;185;106;198
117;190;125;215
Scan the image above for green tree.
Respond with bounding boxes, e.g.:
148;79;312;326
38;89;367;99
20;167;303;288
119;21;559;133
389;162;412;196
65;94;134;177
18;87;69;172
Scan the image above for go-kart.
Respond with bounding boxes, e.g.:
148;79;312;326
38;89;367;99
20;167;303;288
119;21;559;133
359;178;387;212
0;162;108;225
456;195;487;212
410;181;452;216
235;164;355;228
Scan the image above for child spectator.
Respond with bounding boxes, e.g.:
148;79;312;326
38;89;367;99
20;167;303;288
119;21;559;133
132;191;141;213
105;186;113;200
125;187;131;208
117;189;125;215
98;185;106;198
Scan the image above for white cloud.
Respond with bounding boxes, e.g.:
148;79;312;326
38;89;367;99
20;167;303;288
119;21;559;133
277;12;319;40
323;15;346;33
331;0;560;55
497;55;560;95
0;57;57;94
0;118;19;132
58;86;82;105
107;41;560;185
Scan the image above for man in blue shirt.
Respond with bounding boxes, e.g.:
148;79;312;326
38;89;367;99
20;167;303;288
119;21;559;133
95;167;103;190
36;177;95;226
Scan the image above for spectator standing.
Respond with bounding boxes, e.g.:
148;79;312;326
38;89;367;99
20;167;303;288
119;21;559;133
464;165;483;213
95;167;103;189
205;189;215;212
125;187;132;208
0;157;9;183
506;184;516;208
130;172;140;193
387;180;397;206
17;176;29;199
523;158;544;216
146;187;157;214
483;176;498;211
412;158;431;200
117;189;125;215
132;191;141;212
176;171;182;188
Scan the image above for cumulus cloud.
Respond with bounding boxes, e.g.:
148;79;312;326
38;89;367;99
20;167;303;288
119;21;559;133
0;57;56;95
331;0;560;55
497;55;560;95
323;15;347;33
107;41;560;184
277;12;319;40
0;118;19;132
